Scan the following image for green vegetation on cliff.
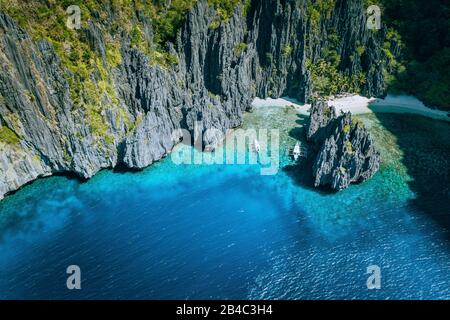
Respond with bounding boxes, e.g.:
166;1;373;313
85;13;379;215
0;0;245;62
0;0;136;144
306;59;366;97
0;0;247;148
151;0;197;46
0;125;20;146
304;0;449;110
0;1;246;144
307;0;336;30
305;0;368;98
208;0;241;20
381;0;450;110
3;0;446;111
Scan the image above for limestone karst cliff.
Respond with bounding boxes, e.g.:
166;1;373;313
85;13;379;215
306;101;380;190
0;0;394;199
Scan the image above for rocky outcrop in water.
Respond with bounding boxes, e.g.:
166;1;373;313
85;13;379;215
306;101;380;190
0;0;393;199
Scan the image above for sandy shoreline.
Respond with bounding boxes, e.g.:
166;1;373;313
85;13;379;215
251;95;450;122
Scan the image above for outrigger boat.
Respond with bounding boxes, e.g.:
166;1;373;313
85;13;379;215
252;139;261;153
293;142;301;161
289;142;307;161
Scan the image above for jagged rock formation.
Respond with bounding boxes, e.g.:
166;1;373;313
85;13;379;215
306;101;380;190
0;0;393;199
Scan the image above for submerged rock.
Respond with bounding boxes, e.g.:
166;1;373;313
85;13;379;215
306;101;381;190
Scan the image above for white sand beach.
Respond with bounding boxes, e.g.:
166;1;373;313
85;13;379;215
251;95;450;122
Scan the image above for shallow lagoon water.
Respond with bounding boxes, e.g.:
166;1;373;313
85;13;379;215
0;106;449;299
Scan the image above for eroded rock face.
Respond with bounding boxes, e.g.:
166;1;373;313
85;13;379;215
0;0;390;199
306;101;381;190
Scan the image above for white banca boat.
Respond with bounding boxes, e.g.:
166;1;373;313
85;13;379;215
252;139;261;153
289;142;308;161
293;143;301;161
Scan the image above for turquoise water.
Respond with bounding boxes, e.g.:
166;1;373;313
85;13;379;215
0;107;449;299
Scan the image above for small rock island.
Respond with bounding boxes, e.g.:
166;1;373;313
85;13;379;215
306;101;381;191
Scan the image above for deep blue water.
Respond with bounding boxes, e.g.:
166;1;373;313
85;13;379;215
0;109;449;299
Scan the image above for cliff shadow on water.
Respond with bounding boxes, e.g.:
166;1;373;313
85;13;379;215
372;113;450;240
0;171;86;244
281;113;336;195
